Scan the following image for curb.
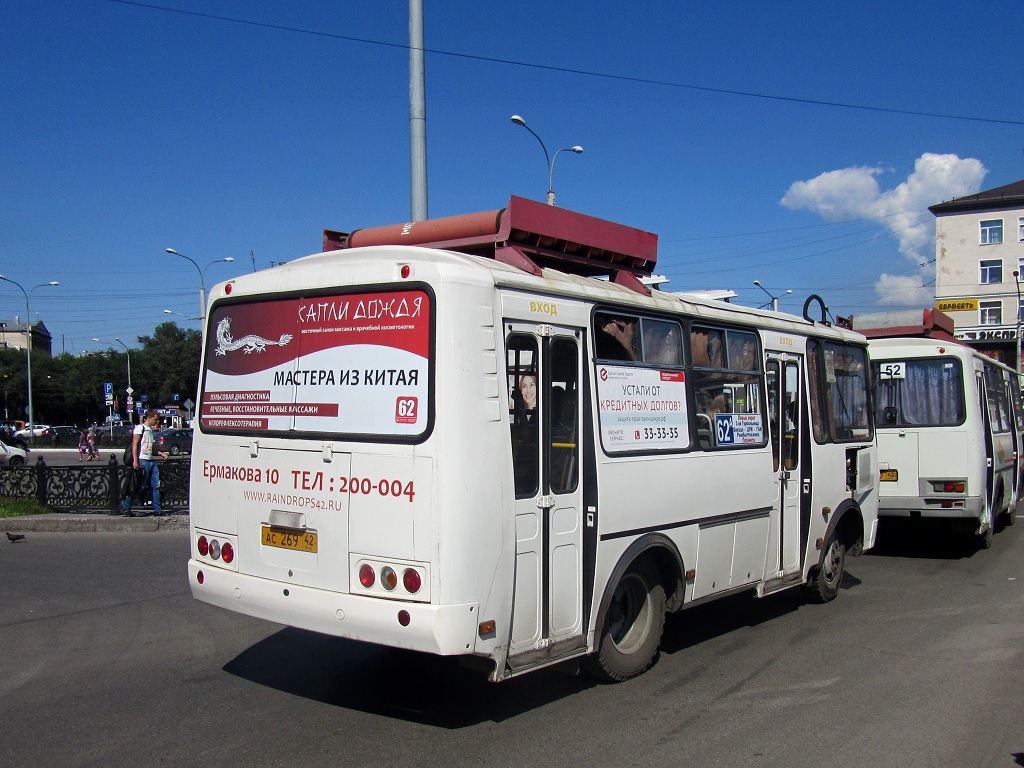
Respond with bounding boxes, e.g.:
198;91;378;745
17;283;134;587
0;514;189;533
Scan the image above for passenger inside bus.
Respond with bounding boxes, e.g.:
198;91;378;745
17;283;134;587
597;315;638;360
642;320;682;365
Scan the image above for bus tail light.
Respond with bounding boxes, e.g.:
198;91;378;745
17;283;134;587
193;529;238;572
353;558;429;602
931;481;965;493
359;564;376;588
403;568;421;593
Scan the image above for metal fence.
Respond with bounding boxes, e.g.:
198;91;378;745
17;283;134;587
0;456;189;514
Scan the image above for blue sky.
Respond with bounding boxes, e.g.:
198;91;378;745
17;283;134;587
3;0;1023;354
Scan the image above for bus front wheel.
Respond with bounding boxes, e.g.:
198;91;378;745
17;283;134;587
586;561;666;683
802;531;845;604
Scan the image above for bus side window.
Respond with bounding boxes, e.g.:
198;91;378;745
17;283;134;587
507;335;539;497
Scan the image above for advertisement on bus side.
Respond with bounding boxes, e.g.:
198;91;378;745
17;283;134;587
596;365;689;451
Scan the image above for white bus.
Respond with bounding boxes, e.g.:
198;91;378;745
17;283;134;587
869;337;1021;546
188;197;878;682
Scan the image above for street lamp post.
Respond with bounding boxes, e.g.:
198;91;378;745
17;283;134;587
753;280;792;312
163;309;201;322
0;275;59;433
1013;271;1022;381
510;115;583;206
165;249;235;324
93;337;132;418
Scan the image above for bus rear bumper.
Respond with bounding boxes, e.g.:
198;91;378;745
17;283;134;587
877;496;984;519
188;560;480;656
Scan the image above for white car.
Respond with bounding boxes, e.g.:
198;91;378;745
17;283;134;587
13;424;50;438
0;441;27;467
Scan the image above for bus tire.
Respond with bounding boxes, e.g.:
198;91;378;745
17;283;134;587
586;561;666;683
802;531;844;604
1002;504;1017;527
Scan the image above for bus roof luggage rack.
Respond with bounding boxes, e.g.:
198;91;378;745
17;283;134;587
323;195;658;295
847;308;958;342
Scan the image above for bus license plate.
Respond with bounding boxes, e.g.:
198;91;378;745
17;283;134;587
261;526;318;553
879;469;898;482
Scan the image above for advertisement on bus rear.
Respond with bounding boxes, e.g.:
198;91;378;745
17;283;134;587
201;289;432;439
596;365;689;452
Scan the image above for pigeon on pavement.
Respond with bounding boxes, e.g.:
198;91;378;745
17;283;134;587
6;532;26;543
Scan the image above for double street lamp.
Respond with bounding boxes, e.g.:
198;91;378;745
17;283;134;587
93;337;132;418
165;248;234;324
0;275;59;433
753;280;792;312
510;115;583;206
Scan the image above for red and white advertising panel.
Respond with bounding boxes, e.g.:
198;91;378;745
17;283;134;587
201;290;430;437
596;365;689;452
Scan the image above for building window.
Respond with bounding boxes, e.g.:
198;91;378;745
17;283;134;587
980;258;1003;284
1018;216;1024;242
980;219;1003;245
979;301;1002;325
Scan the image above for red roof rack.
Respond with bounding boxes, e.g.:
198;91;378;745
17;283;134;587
323;195;658;295
848;308;958;342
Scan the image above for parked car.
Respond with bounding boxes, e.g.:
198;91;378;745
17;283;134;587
154;428;193;456
0;434;29;452
14;424;50;438
0;441;27;466
50;425;81;445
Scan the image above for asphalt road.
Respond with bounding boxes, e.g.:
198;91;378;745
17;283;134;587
1;523;1022;768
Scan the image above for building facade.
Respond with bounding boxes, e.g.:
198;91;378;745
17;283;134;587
0;320;54;356
930;179;1024;371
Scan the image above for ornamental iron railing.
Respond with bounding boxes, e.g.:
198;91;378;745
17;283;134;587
0;456;189;514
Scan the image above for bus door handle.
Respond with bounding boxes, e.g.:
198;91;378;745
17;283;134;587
779;469;790;481
536;494;555;510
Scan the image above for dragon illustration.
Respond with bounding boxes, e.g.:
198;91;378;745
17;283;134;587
215;317;293;355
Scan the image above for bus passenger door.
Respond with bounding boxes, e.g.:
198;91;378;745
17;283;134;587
506;326;584;660
767;354;803;575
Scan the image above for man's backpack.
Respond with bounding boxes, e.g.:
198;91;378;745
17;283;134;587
122;434;135;465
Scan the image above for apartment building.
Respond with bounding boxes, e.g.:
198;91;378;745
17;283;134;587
930;179;1024;371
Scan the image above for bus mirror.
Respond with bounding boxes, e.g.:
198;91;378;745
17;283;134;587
883;406;897;425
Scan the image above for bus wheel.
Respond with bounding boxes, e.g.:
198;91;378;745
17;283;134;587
586;561;665;682
802;531;845;604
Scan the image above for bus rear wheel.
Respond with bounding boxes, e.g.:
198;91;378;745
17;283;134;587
802;531;845;604
586;561;665;683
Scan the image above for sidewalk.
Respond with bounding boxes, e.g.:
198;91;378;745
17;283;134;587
0;513;189;533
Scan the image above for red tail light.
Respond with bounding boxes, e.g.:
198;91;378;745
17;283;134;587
359;564;375;588
197;535;209;557
221;542;234;564
403;568;422;593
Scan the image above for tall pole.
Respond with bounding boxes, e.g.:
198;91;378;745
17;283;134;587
165;249;234;325
409;0;428;222
94;337;132;416
0;275;59;432
1014;271;1022;380
510;115;583;206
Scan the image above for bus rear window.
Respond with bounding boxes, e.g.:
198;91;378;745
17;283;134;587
200;288;432;441
872;358;964;428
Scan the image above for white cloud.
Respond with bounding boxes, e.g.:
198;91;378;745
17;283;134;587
780;153;987;306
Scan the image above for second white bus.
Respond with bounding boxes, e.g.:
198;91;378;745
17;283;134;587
870;337;1021;546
